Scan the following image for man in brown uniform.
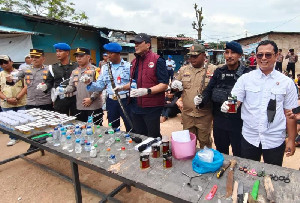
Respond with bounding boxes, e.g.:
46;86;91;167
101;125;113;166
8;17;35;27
286;48;298;79
275;48;284;72
172;44;213;148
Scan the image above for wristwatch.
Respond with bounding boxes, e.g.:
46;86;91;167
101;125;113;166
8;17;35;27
90;97;96;102
147;88;152;95
3;98;7;102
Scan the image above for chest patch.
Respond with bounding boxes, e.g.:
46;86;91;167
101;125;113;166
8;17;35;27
148;62;154;68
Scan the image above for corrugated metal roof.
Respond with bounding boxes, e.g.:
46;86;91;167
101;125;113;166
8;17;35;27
0;25;41;35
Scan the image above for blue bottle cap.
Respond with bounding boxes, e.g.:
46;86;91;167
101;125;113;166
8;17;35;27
87;126;91;128
86;142;91;145
75;139;80;143
62;132;66;135
67;135;71;139
54;127;58;130
110;155;116;159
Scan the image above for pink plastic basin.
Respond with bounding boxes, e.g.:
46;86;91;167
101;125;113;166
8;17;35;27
171;133;196;160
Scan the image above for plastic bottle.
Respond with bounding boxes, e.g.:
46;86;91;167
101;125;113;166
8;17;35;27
95;125;101;135
99;148;106;163
61;132;67;149
115;127;122;139
108;154;117;165
66;135;73;152
125;134;131;145
53;127;60;146
58;85;65;99
115;137;121;149
105;137;115;147
75;139;82;154
120;147;126;159
90;145;97;158
131;79;137;89
87;116;94;133
84;142;91;152
98;134;104;144
107;123;114;134
86;126;94;144
60;127;66;142
74;125;81;138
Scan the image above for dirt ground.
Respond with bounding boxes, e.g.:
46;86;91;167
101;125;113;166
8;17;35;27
1;112;300;203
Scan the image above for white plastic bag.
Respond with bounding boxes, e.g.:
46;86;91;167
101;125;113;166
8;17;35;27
197;146;214;163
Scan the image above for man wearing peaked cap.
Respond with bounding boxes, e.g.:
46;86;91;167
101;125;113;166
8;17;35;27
19;54;32;71
85;42;132;131
38;42;78;116
285;48;298;79
195;41;250;156
114;33;169;138
74;47;91;55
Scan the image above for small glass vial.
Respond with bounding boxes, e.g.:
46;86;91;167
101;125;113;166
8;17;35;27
140;152;150;169
163;151;172;168
228;95;237;113
162;141;169;154
151;143;160;158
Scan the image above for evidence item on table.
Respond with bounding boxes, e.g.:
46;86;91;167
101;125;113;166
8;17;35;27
151;143;160;158
140;152;150;169
163;151;172;168
205;185;218;200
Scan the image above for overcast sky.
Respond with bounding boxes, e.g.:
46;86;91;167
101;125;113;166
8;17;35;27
72;0;300;42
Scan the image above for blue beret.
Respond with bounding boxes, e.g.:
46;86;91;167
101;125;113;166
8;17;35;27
225;41;243;54
168;55;172;59
54;43;71;51
103;43;122;53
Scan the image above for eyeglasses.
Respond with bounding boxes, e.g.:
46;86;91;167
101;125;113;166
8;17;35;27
256;53;274;59
0;60;9;65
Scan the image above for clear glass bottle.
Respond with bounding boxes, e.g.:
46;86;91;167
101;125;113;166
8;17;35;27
75;139;82;154
120;147;126;160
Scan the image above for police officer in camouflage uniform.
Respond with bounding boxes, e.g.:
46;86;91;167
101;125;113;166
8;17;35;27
63;48;103;124
38;43;78;115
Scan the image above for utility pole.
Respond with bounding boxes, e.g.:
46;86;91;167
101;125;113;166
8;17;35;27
192;3;204;41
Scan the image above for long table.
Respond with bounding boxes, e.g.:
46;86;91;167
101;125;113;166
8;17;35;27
1;125;300;202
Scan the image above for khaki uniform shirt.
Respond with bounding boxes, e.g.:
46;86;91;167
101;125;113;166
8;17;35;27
0;70;26;108
176;64;213;117
66;64;102;111
18;65;52;106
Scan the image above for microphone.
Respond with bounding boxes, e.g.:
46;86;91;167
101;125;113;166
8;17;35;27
138;137;161;152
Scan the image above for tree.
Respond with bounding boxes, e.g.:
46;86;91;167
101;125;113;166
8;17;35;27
0;0;88;23
192;3;204;40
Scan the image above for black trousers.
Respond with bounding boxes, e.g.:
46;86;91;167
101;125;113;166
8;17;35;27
287;63;295;79
131;108;162;138
26;104;53;111
77;108;103;126
54;96;78;116
161;107;180;118
241;136;285;166
275;62;282;72
213;126;241;157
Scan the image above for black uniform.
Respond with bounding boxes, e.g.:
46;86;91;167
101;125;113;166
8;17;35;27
44;62;78;115
199;63;250;157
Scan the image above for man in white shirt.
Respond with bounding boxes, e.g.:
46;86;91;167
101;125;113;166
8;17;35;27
222;40;298;166
166;55;176;82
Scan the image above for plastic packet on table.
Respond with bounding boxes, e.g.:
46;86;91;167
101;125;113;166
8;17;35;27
197;146;214;163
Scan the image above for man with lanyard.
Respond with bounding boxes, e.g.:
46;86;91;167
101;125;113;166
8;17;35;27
222;40;298;166
114;33;169;138
85;43;131;131
166;55;176;82
37;43;78;116
285;48;298;79
172;44;213;148
0;55;27;146
194;41;250;156
62;48;103;124
275;48;284;73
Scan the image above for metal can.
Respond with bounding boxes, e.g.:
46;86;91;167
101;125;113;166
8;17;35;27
140;152;150;169
163;151;172;168
151;143;160;158
162;141;169;154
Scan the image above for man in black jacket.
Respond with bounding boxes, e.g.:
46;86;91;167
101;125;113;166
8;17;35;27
194;41;250;156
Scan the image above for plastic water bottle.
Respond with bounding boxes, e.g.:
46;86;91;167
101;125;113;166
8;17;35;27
105;137;115;147
107;123;114;134
53;127;60;147
98;134;104;144
90;145;97;158
58;85;65;99
125;134;131;145
95;125;101;135
74;125;81;138
115;127;122;139
131;79;137;89
87;116;94;132
108;154;117;165
99;148;106;163
60;127;66;141
75;139;82;154
86;126;94;144
115;137;121;149
61;132;67;149
120;147;126;159
66;135;73;152
84;142;91;152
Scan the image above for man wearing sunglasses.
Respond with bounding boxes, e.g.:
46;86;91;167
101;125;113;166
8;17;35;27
222;40;298;166
194;41;250;156
0;55;27;146
172;44;213;148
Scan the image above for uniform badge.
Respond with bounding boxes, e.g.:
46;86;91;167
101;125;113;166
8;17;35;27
276;82;279;85
148;62;154;68
183;72;190;77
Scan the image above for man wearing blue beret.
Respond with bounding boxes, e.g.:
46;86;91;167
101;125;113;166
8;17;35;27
85;42;132;131
194;41;250;156
166;55;176;82
37;42;78;116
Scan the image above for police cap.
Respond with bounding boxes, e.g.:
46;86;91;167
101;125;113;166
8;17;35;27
103;43;122;53
187;44;205;56
74;47;90;56
225;41;243;54
54;43;71;51
30;49;44;57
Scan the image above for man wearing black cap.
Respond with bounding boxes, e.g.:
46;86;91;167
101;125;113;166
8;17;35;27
38;43;78;116
285;48;298;79
63;47;103;124
114;33;169;138
194;41;250;156
86;43;131;131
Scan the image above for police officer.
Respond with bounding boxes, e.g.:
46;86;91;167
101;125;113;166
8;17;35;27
63;48;103;124
85;43;131;131
166;55;176;82
194;41;250;156
172;44;213;148
37;43;78;115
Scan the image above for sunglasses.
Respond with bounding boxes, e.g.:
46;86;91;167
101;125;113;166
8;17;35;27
0;60;9;65
256;53;274;59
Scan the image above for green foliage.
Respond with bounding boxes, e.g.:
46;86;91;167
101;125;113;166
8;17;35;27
208;41;227;50
0;0;88;23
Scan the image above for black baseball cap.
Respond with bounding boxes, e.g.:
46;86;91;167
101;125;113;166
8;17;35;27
130;33;151;43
